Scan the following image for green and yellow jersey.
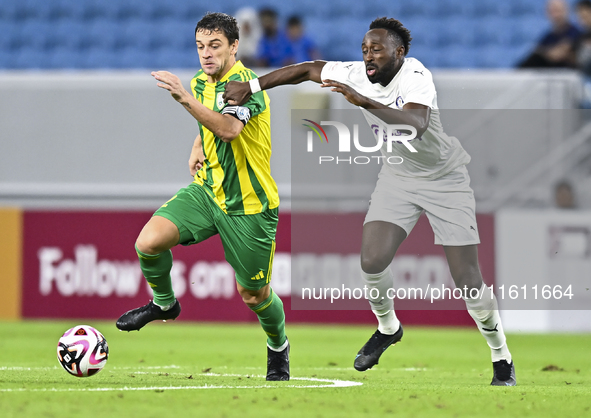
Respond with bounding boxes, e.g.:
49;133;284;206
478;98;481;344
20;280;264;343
190;60;279;216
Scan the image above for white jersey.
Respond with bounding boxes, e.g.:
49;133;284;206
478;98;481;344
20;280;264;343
320;58;471;179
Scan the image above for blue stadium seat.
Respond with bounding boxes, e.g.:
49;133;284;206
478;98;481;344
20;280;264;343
82;47;120;69
120;19;160;50
87;19;122;50
47;46;87;69
408;45;433;67
515;16;550;45
116;48;154;68
473;17;511;47
155;48;200;69
77;0;113;21
431;0;465;18
0;0;34;21
303;17;331;55
13;47;52;69
23;0;57;21
0;50;17;69
17;19;56;50
362;1;403;20
158;19;199;52
0;20;23;51
287;0;331;19
112;0;144;21
437;45;478;69
329;1;366;18
415;48;446;69
472;0;505;17
399;0;439;18
440;18;478;48
0;0;568;70
475;45;510;68
401;17;432;48
53;20;89;50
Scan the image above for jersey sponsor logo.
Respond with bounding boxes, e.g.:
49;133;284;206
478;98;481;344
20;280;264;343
414;70;424;75
395;96;404;109
251;271;265;281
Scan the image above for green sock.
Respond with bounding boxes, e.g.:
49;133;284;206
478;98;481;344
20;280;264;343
250;289;287;349
135;245;175;307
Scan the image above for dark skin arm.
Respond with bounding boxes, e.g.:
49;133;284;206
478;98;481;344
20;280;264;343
223;60;430;136
320;80;430;136
223;60;326;105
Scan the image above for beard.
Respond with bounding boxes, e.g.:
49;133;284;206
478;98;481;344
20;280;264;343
367;57;399;85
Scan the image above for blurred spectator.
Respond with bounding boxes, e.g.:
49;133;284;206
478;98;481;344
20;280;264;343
285;16;321;64
554;180;576;209
235;8;262;68
519;0;581;69
575;0;591;75
257;8;292;67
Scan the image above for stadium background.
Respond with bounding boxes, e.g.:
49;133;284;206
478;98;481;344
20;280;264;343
1;0;590;333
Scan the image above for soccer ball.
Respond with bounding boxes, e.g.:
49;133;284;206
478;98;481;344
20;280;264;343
57;325;109;377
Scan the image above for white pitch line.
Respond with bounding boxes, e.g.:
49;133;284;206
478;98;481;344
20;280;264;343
0;374;362;392
0;365;182;371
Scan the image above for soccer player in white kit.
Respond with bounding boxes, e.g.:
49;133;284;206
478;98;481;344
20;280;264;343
224;17;516;386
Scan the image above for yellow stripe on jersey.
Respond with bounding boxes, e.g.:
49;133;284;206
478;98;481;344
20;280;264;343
200;82;227;212
190;61;279;215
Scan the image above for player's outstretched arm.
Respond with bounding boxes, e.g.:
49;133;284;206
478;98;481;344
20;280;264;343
321;80;430;136
224;60;327;106
152;71;244;142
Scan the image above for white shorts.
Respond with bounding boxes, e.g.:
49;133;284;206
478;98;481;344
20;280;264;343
364;165;480;246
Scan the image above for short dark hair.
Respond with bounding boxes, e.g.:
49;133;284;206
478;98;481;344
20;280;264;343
287;16;302;27
369;17;412;56
259;8;278;19
195;12;239;44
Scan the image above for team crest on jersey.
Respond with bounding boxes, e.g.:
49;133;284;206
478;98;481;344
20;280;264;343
217;92;225;109
395;96;404;109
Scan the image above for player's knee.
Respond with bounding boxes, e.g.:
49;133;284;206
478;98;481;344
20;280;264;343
361;252;391;275
135;232;166;255
238;285;268;307
450;264;482;291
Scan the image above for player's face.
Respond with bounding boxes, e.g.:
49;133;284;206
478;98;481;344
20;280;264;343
362;29;404;86
195;29;238;78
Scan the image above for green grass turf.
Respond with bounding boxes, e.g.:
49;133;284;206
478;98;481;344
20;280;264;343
0;320;590;418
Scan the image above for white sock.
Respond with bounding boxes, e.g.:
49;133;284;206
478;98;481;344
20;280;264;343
155;300;175;311
464;283;512;363
267;338;289;352
362;268;400;334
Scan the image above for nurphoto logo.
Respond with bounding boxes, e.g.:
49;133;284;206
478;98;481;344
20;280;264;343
302;119;417;165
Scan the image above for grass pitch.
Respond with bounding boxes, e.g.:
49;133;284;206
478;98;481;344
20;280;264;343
0;321;590;418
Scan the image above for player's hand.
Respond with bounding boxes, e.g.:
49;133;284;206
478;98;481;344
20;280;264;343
223;80;252;105
321;79;368;107
188;144;205;176
152;71;191;103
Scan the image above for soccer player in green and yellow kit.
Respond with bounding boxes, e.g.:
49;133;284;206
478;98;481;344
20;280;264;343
116;12;289;381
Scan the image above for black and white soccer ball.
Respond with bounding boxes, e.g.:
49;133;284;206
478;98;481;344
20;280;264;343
57;325;109;377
